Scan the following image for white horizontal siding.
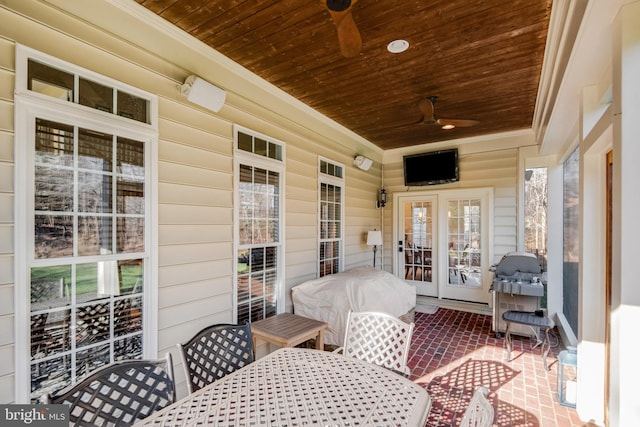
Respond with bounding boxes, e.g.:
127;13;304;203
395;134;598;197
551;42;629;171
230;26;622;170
159;204;233;225
0;316;13;346
159;292;232;330
0;345;14;377
160;277;232;309
0;375;13;403
159;242;233;266
159;161;233;189
0;68;13;100
0;132;13;160
0;257;12;285
158;260;232;288
158;182;233;207
0;285;12;316
159;224;233;246
158;139;232;172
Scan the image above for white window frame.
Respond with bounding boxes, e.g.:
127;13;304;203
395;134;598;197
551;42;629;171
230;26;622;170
13;45;158;403
317;156;345;277
233;125;286;321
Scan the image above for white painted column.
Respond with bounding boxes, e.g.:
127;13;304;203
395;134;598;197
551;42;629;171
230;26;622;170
577;113;609;426
545;162;564;320
610;2;640;426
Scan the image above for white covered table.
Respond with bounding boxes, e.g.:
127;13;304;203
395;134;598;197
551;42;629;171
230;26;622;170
135;347;431;426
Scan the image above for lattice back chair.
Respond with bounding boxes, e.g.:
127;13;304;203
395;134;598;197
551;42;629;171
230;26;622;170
459;386;494;427
40;353;175;426
177;323;255;394
335;311;414;376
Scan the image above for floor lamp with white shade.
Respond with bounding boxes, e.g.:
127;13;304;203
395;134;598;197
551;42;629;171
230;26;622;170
367;230;383;268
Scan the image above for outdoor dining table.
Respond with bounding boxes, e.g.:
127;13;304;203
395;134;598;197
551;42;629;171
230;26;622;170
135;347;431;426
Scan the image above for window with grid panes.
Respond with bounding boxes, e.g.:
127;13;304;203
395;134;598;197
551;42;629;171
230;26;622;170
235;127;284;323
15;46;156;403
318;158;344;277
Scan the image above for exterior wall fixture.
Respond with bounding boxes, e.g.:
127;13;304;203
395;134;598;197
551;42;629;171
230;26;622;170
181;75;227;113
353;155;373;171
377;188;387;208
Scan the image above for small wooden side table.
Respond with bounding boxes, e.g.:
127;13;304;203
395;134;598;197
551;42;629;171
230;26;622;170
502;310;555;371
251;313;328;350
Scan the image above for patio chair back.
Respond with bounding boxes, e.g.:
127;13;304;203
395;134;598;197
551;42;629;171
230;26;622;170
40;353;175;426
460;386;494;427
178;323;255;394
339;311;414;376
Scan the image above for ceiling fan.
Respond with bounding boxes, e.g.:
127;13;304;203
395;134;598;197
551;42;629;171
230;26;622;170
418;96;479;130
320;0;362;57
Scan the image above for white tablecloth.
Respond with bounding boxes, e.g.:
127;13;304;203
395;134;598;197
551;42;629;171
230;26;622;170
136;347;431;426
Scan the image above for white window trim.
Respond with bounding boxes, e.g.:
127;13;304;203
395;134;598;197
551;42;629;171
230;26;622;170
232;125;286;320
15;45;158;130
317;156;345;277
13;45;158;403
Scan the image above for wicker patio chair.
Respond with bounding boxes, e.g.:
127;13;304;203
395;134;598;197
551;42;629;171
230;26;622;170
334;311;414;376
40;353;175;426
177;323;255;394
460;386;494;427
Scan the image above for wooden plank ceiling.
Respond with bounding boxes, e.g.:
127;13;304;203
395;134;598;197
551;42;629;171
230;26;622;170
136;0;552;150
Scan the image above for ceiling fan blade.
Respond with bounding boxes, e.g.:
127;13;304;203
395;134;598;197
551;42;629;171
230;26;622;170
436;118;479;128
417;99;436;124
321;0;362;57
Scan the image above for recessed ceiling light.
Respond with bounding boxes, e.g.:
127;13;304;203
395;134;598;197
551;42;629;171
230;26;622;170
387;39;409;54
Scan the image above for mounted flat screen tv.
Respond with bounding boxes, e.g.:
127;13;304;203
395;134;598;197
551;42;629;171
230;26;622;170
403;149;459;186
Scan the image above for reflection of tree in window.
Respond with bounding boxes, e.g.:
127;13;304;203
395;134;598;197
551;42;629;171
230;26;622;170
525;168;548;270
237;162;280;323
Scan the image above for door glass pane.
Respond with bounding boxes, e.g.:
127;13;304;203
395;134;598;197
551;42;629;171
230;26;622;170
403;201;432;282
447;199;482;287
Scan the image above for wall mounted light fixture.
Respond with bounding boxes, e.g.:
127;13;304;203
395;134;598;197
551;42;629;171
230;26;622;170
377;188;387;208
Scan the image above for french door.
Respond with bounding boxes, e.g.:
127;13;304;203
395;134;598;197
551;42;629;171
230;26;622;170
395;189;492;304
398;195;438;297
